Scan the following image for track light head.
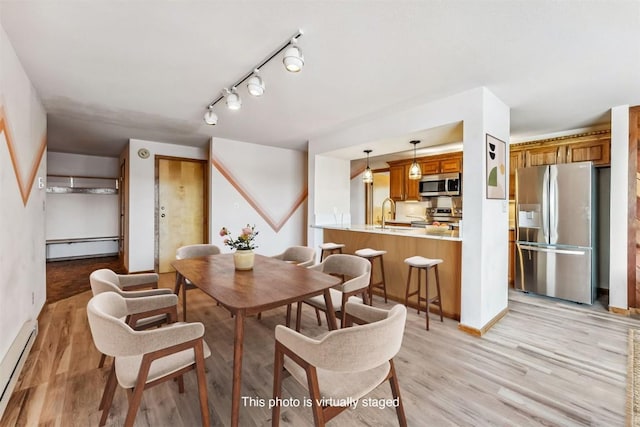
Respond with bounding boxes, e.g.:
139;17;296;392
283;39;304;73
204;107;218;125
225;88;242;110
247;70;265;97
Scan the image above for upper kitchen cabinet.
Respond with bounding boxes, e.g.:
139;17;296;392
388;152;463;201
389;163;421;201
509;130;611;199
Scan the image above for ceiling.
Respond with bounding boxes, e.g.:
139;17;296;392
1;1;639;158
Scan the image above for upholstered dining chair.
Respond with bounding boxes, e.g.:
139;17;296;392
89;268;165;296
90;268;176;367
174;244;221;321
267;246;318;325
272;302;408;427
87;292;211;427
295;254;371;331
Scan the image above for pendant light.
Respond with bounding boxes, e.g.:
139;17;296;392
363;149;373;184
408;140;422;180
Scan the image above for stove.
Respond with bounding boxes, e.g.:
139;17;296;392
410;207;462;228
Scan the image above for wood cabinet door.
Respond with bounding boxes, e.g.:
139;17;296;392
526;145;564;167
566;139;611;166
406;170;421;201
389;165;406;201
440;156;462;173
420;160;440;175
508;230;515;286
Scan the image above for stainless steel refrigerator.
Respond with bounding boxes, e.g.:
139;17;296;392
515;161;596;304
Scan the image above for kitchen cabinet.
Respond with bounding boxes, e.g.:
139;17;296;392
389;164;420;201
509;129;611;200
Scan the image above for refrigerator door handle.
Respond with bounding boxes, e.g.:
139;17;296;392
549;166;559;243
542;167;549;241
518;244;586;256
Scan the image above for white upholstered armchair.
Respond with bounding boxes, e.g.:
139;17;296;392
174;244;221;321
272;302;408;426
271;245;316;267
295;254;371;331
87;292;211;427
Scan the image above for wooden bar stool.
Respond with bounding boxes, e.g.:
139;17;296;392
319;242;345;262
404;256;444;330
355;248;388;305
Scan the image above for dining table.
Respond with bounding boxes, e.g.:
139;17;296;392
172;253;341;427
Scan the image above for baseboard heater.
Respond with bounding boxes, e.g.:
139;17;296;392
0;321;38;419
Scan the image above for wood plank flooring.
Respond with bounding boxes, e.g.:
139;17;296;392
2;273;638;426
46;256;125;303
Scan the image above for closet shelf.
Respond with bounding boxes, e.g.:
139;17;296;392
46;175;119;195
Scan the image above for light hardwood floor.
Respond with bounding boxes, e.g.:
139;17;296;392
1;274;638;426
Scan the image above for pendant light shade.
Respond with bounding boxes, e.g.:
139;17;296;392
408;140;422;180
246;70;265;97
363;149;373;184
283;39;304;73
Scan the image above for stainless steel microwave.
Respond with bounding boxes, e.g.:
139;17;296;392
419;173;461;197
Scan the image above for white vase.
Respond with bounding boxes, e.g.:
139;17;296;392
233;249;255;271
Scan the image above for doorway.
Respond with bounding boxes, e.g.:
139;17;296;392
155;157;207;273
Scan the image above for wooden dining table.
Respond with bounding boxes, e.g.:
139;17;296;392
172;253;341;427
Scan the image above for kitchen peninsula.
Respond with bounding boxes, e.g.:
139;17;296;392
316;224;462;320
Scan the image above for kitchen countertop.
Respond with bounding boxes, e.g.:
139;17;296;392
312;224;462;241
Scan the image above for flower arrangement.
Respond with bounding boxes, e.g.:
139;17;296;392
220;224;259;251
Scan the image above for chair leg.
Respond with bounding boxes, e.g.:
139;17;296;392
315;308;322;326
404;266;412;307
98;353;107;369
425;268;430;331
295;302;303;332
434;265;444;322
305;365;326;427
194;340;211;427
286;304;292;327
379;256;388;303
99;364;118;426
123;358;152;427
177;374;185;393
388;360;408;427
257;312;262;320
272;344;285;427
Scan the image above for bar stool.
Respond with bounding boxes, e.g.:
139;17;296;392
404;256;444;330
355;248;388;305
319;242;345;262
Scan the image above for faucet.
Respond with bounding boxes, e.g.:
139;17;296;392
381;197;396;229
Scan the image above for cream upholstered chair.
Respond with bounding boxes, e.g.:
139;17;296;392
174;244;221;321
90;268;175;367
295;254;371;331
267;246;317;325
273;302;408;427
89;268;166;297
87;292;211;427
271;246;316;267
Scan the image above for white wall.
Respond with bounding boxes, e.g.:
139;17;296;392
127;139;207;272
609;105;629;310
308;87;510;331
210;138;308;256
0;16;47;394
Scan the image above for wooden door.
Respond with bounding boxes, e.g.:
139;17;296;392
157;158;206;273
405;168;421;201
420;160;440;175
509;150;524;199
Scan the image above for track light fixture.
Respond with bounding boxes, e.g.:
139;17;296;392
363;149;373;184
246;69;265;97
225;88;242;110
408;140;422;180
204;107;218;125
203;29;304;126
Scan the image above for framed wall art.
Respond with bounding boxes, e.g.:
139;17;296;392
486;134;506;199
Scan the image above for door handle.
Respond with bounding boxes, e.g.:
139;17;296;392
161;213;166;218
518;244;585;255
